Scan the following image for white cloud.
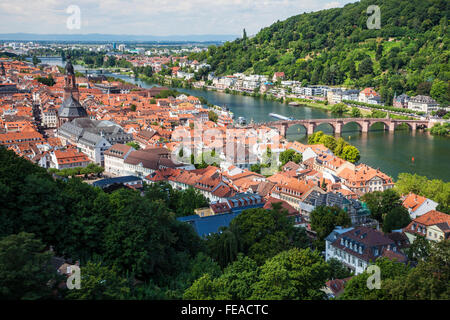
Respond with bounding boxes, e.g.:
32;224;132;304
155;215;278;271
0;0;355;35
324;1;342;9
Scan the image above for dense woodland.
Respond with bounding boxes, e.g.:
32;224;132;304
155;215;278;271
0;147;325;299
0;146;449;300
189;0;449;106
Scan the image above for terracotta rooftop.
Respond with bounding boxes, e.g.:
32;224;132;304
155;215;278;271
412;210;450;226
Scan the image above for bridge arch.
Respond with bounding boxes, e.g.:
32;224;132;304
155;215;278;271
286;123;308;139
314;122;336;135
369;121;390;131
342;121;363;133
395;122;413;131
416;122;429;130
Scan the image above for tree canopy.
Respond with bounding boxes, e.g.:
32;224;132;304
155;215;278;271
190;0;449;106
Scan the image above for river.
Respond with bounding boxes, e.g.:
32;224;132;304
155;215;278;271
38;57;450;181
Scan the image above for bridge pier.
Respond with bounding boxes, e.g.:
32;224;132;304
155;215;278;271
335;122;343;135
388;122;395;132
307;123;315;135
278;124;287;138
361;121;369;133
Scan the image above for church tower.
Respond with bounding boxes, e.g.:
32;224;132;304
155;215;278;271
0;62;6;79
63;54;79;100
57;54;87;127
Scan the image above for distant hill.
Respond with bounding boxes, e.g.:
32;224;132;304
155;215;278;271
190;0;449;106
0;33;239;43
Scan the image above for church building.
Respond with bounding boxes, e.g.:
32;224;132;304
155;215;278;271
57;55;88;127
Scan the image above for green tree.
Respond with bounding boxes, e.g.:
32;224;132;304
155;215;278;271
215;203;299;265
308;131;325;144
36;75;56;86
327;258;353;280
375;43;383;61
430;79;449;104
319;135;338;151
380;189;403;219
310;206;350;250
350;107;362;118
361;189;403;224
126;141;140;150
330;103;348;115
250;164;261;174
243;29;248;41
207;228;242;269
65;262;130;300
386;240;450;300
341;145;360;163
32;55;40;67
382;206;411;233
361;191;384;221
358;57;373;77
339;257;410;300
250;248;329;300
279;149;302;167
175;187;209;217
218;254;259;299
103;189;201;280
0;232;56;300
405;235;431;264
333;137;348;156
183;274;219;300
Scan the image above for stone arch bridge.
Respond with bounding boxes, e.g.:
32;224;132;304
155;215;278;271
245;118;431;137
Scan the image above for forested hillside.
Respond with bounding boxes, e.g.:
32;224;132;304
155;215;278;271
190;0;449;105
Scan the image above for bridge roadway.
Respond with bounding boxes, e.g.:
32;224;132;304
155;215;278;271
242;118;432;137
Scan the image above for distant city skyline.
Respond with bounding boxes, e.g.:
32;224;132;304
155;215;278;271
0;0;354;37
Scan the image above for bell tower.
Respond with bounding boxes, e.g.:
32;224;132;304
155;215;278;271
63;54;79;101
0;62;5;78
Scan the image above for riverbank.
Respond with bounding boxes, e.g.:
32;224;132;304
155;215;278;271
59;61;448;181
142;74;420;120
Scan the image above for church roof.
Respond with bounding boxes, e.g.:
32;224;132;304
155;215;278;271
58;94;88;118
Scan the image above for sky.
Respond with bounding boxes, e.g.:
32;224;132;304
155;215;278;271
0;0;356;36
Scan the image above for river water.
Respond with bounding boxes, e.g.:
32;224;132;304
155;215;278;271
39;57;450;181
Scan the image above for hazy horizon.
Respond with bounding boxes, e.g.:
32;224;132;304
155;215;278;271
0;0;355;36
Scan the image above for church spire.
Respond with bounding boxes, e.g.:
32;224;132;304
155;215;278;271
0;62;5;77
63;54;79;100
